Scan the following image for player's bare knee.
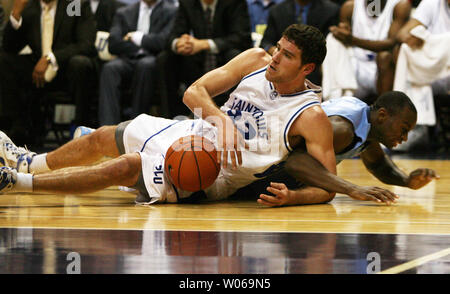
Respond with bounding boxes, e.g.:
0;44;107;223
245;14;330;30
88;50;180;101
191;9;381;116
89;126;119;156
323;192;336;204
112;153;141;187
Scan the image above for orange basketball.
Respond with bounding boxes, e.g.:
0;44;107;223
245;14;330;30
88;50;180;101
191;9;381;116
165;135;220;192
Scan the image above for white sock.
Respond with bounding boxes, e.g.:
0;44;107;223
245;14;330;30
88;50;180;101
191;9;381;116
29;153;51;173
14;173;33;192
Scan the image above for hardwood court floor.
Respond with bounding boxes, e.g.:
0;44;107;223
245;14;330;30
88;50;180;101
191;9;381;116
0;158;449;274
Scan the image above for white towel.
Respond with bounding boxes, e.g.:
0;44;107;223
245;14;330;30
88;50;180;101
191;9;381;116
321;33;358;101
393;25;450;126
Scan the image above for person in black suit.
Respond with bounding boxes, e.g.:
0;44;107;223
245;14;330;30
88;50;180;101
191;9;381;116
98;0;177;125
90;0;123;32
158;0;253;118
86;0;123;127
331;0;346;6
0;4;4;48
260;0;339;85
0;0;97;146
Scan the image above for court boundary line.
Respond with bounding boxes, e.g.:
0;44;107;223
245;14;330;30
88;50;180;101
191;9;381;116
1;225;450;236
2;214;450;225
378;247;450;274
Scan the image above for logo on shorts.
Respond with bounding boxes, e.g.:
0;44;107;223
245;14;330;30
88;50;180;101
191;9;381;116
153;164;164;184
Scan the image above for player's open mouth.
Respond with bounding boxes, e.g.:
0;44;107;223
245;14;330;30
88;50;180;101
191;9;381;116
269;65;276;72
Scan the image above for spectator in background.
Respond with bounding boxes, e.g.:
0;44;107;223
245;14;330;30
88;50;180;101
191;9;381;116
397;0;450;97
115;0;179;6
330;0;346;6
260;0;339;85
393;0;449;152
247;0;282;47
85;0;123;127
0;0;97;146
0;4;4;48
397;0;449;62
247;0;282;34
325;0;411;103
98;0;177;126
158;0;253;118
90;0;123;32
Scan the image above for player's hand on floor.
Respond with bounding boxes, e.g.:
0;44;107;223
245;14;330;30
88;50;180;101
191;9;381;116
348;186;399;205
407;168;439;190
258;182;291;207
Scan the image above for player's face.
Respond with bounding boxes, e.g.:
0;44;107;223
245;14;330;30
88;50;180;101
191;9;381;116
378;107;417;148
266;37;305;83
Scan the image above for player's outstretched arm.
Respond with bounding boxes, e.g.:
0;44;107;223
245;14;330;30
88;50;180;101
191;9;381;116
284;149;398;205
360;141;439;190
258;182;334;207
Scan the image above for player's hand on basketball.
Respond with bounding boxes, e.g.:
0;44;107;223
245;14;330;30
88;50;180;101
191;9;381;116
32;56;49;88
258;182;291;207
407;168;439;190
217;116;246;170
348;186;398;205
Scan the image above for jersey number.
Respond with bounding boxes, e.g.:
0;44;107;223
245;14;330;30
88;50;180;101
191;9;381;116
226;109;257;140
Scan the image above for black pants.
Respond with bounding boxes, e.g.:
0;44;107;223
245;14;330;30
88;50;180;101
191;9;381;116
98;55;158;126
0;52;95;145
157;49;243;119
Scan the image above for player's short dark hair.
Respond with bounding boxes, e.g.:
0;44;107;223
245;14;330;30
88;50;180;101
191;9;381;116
372;91;417;117
282;24;327;67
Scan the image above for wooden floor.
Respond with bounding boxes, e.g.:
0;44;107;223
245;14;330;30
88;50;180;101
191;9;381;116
0;157;449;274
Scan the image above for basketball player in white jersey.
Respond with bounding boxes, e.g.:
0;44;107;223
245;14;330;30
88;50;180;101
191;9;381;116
0;24;396;204
397;0;450;96
329;0;411;100
398;0;450;49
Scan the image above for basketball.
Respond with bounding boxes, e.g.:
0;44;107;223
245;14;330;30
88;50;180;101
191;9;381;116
165;135;220;192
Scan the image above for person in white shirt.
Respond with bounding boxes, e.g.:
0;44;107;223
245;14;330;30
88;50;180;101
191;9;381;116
397;0;449;95
395;0;449;151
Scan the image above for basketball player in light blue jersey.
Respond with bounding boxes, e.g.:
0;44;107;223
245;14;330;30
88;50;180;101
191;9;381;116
257;91;439;207
0;24;397;205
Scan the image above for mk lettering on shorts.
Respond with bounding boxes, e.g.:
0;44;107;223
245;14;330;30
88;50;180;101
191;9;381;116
153;164;163;185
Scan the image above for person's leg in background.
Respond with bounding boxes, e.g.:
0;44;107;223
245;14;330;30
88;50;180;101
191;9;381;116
98;58;134;126
376;51;395;95
130;55;157;119
0;52;36;146
66;55;97;128
157;50;187;119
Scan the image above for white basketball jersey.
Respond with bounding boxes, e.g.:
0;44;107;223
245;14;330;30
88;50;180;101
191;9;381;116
413;0;450;35
352;0;400;61
205;66;322;199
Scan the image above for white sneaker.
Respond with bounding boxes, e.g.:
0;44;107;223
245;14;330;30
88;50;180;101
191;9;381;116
0;131;36;173
73;126;95;140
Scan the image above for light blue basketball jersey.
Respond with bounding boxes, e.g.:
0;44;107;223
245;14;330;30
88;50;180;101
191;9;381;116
322;97;372;163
